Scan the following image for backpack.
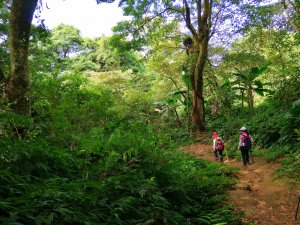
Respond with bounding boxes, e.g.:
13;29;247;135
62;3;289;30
242;134;252;149
216;138;224;151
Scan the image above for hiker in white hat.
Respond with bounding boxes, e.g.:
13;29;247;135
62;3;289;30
238;127;253;166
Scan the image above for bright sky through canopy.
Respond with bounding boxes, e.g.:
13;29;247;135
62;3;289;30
33;0;126;38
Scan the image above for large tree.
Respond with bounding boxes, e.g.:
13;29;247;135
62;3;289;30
6;0;38;115
51;24;82;59
100;0;299;133
102;0;244;132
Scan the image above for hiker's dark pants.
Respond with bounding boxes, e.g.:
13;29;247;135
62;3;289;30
214;149;223;162
240;146;249;166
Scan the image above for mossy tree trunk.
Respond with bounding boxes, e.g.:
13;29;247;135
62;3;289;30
184;0;211;133
6;0;38;115
190;40;208;132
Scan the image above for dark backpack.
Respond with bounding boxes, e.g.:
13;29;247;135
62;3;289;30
242;135;252;149
216;138;224;151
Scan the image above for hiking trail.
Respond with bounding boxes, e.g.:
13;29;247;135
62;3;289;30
180;140;300;225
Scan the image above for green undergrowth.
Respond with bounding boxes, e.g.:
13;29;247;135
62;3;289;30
0;118;242;225
275;144;300;182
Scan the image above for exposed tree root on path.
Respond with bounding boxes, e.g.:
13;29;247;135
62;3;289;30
180;143;300;225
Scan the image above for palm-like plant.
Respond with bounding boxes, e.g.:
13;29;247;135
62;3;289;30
232;66;271;110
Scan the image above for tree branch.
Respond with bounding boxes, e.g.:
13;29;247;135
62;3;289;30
164;75;188;101
183;0;199;40
282;0;300;32
201;0;210;26
197;0;202;33
207;58;219;68
209;8;221;39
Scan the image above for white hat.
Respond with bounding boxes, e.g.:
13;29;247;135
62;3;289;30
240;127;247;131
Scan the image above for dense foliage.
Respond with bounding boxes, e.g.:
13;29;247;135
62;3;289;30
0;23;242;224
0;0;299;224
0;118;240;224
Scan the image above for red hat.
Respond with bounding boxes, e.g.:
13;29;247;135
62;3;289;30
212;132;218;139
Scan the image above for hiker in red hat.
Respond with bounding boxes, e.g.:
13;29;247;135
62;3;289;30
212;132;224;162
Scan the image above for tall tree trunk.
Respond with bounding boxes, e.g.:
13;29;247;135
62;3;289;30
6;0;38;115
190;40;208;132
247;87;254;110
184;0;211;133
241;88;244;108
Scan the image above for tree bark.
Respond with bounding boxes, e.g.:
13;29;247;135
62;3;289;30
247;86;254;110
241;88;244;108
6;0;38;115
184;0;210;133
190;40;208;132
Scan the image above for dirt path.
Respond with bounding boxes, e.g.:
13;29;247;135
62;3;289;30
181;143;300;225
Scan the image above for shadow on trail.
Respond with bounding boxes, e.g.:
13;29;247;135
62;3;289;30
180;143;300;225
